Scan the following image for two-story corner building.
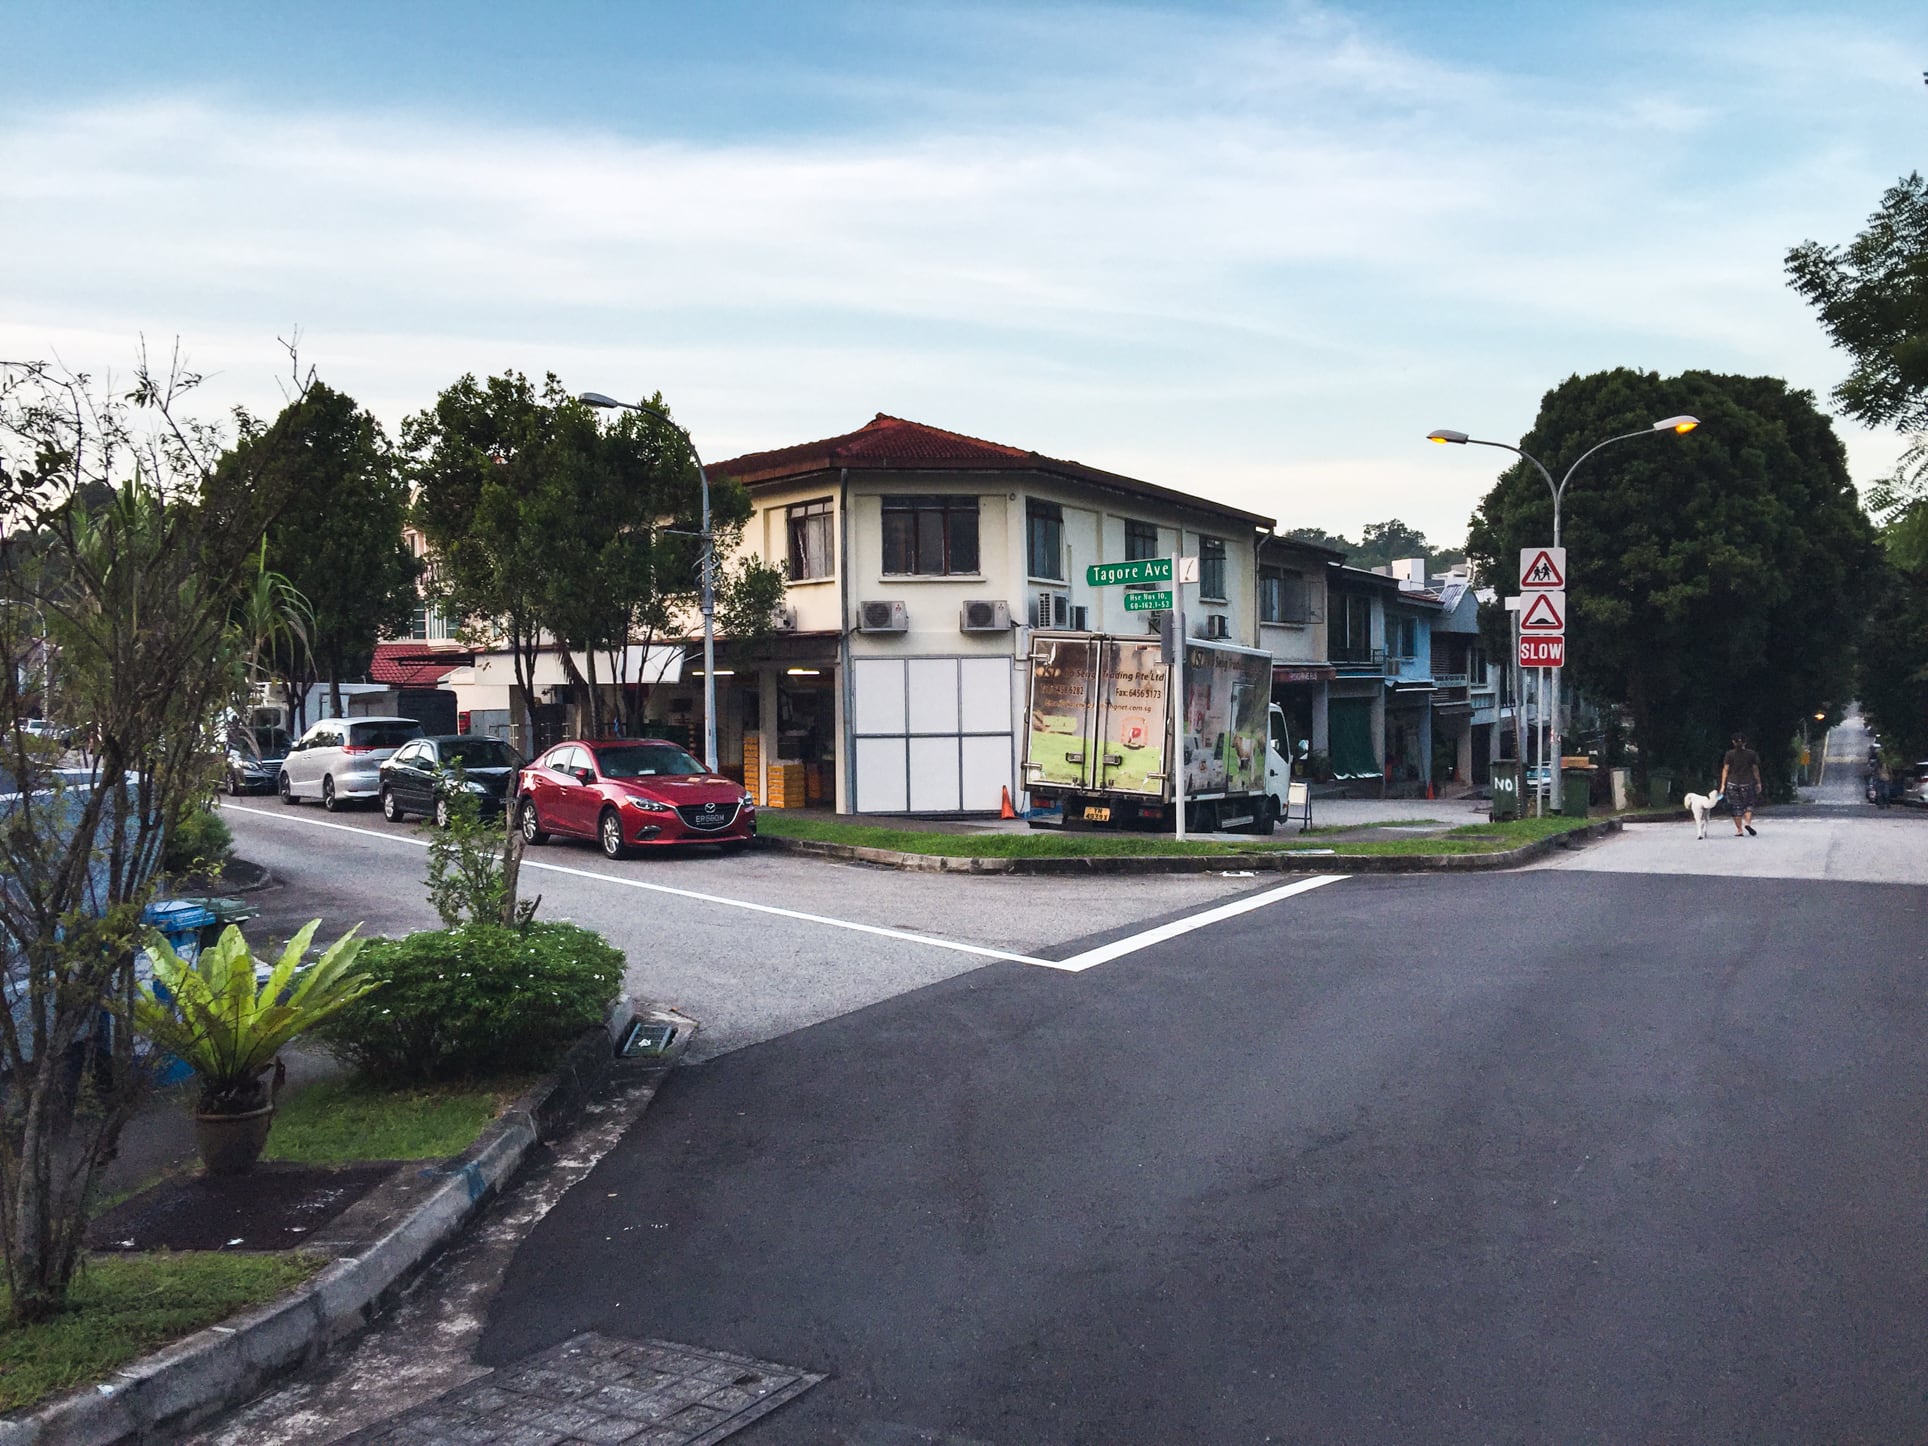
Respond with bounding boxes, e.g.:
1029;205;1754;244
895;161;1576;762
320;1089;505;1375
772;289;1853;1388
699;414;1276;816
1323;564;1398;782
1256;534;1341;760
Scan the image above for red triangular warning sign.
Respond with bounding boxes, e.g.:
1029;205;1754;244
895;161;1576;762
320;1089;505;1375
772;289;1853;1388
1520;591;1565;631
1521;549;1565;588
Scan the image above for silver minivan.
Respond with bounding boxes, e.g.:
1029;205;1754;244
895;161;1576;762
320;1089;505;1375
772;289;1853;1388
279;716;424;811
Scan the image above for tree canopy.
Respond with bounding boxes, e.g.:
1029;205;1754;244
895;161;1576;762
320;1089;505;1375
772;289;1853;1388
1284;519;1466;574
209;384;420;724
1464;367;1879;791
405;373;782;741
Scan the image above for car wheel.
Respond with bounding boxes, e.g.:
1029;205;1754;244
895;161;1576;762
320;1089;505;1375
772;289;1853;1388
519;800;549;845
279;772;297;805
434;796;452;830
599;808;629;860
227;769;244;797
381;787;404;822
321;776;339;812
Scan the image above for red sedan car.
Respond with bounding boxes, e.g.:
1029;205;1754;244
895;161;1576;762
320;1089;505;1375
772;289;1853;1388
515;739;757;858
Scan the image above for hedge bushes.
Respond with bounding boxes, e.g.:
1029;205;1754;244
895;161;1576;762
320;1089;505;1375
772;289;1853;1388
163;806;233;877
321;923;624;1084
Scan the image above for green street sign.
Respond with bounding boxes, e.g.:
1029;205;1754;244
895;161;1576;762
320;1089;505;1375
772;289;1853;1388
1123;589;1173;612
1087;558;1172;587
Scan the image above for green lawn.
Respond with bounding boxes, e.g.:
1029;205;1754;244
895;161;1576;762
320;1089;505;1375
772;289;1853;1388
0;1252;320;1412
758;810;1592;858
264;1075;535;1165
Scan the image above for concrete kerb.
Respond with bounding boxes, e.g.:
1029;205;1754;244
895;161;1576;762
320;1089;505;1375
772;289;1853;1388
755;820;1621;875
0;1004;655;1446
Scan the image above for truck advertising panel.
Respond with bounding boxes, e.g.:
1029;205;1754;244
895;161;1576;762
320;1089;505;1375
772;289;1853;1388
1181;646;1272;796
1024;634;1101;790
1097;638;1167;797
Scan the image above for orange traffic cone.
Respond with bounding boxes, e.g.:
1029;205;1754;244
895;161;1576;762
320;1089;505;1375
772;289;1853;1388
1000;786;1017;820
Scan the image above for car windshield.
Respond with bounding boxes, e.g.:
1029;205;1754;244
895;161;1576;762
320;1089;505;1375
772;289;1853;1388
251;727;292;756
350;722;423;749
444;740;514;769
594;744;706;779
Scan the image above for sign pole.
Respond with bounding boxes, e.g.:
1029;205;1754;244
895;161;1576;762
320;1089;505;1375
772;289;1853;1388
1172;549;1187;842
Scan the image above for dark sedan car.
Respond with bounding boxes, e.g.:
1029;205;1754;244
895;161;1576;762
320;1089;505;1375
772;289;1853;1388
515;738;755;858
225;725;293;795
379;735;521;827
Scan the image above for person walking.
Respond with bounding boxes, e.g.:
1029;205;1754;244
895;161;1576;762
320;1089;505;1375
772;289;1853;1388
1720;731;1763;836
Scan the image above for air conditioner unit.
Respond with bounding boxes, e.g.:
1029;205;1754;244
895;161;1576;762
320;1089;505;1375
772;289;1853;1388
1203;614;1232;640
770;604;798;632
858;599;909;633
1033;592;1071;630
960;600;1013;633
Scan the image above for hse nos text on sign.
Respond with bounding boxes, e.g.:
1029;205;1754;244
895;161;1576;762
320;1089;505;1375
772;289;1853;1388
1519;635;1565;668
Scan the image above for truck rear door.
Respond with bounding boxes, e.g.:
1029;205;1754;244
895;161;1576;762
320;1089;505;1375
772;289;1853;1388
1023;634;1100;792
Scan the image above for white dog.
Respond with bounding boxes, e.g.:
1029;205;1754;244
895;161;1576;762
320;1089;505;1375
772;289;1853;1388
1683;791;1724;839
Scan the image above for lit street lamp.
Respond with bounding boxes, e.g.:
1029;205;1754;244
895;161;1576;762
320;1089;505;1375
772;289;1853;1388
580;392;719;772
1428;415;1699;812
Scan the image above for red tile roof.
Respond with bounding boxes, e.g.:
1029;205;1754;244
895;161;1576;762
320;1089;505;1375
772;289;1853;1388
710;414;1274;529
370;641;471;686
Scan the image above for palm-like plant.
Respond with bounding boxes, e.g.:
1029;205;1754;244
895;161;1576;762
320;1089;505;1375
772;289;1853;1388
135;920;379;1116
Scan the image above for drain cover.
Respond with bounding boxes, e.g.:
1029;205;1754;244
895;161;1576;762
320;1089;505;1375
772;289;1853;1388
335;1333;822;1445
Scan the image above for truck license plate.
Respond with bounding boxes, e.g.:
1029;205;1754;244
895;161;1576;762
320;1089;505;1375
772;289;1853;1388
1083;805;1111;822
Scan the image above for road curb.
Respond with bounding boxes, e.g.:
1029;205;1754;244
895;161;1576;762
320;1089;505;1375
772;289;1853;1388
0;1005;668;1446
754;820;1620;875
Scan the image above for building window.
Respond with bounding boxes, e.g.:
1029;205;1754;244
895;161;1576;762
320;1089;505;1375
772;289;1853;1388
1125;519;1159;562
1026;501;1065;581
882;495;979;576
1470;644;1488;685
1390;616;1418;659
786;498;834;581
1199;537;1227;600
1259;565;1308;624
1331;592;1373;659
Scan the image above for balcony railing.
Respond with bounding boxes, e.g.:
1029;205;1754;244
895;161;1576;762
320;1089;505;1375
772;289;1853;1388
1330;644;1386;673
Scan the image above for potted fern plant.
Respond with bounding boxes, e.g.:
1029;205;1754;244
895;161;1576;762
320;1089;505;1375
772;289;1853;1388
136;919;379;1175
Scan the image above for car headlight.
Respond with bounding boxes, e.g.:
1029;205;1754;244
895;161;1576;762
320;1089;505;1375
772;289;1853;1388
624;795;671;812
739;790;755;807
463;780;488;793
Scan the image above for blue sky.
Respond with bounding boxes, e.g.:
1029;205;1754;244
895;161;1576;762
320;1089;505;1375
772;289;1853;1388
3;1;1923;545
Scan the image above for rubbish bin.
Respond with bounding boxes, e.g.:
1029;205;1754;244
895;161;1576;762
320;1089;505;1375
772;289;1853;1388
1609;766;1632;812
1560;766;1592;818
1647;767;1675;807
1489;762;1523;821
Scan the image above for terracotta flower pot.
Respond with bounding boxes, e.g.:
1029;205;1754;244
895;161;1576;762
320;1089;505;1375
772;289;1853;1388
193;1103;275;1176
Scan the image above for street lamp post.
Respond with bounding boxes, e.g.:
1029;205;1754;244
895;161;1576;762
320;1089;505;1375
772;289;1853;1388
1428;415;1698;813
580;392;719;772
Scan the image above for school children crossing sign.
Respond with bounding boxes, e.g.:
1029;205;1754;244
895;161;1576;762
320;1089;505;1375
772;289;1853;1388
1520;547;1565;589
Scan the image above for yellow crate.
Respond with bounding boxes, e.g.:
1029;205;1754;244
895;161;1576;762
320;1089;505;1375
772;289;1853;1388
742;736;762;804
765;763;806;809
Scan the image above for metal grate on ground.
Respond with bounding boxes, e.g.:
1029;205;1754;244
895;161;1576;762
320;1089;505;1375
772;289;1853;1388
332;1333;822;1446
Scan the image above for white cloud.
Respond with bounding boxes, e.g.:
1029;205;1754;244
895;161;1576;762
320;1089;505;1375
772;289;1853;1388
0;2;1917;543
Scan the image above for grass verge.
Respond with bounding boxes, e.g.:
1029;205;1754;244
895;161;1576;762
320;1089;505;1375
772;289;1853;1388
0;1252;320;1413
264;1075;535;1165
759;811;1593;858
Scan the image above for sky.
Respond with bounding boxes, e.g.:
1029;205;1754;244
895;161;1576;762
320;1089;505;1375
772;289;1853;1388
2;0;1923;547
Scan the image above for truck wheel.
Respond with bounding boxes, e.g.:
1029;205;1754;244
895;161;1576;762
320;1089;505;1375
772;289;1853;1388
1252;798;1277;836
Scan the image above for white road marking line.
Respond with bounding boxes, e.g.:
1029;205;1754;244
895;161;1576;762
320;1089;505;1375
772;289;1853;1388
224;803;1064;969
1048;874;1348;972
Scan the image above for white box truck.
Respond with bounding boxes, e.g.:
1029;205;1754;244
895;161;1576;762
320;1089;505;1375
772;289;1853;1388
1021;631;1297;833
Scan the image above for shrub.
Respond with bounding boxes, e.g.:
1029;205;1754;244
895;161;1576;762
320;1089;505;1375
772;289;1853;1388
162;806;232;877
319;923;624;1084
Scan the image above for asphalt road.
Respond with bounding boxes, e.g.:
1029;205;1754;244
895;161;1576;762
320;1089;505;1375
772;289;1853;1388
217;799;1270;1061
475;829;1928;1443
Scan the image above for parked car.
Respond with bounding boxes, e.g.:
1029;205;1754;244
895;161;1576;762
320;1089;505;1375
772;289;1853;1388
379;734;521;826
1903;762;1928;806
515;738;755;858
225;724;293;795
278;716;424;811
17;718;74;747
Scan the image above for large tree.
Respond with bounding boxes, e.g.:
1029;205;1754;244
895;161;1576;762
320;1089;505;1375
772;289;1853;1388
1284;520;1466;574
0;350;308;1321
1790;173;1928;754
405;374;781;743
1465;368;1879;794
211;384;420;725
